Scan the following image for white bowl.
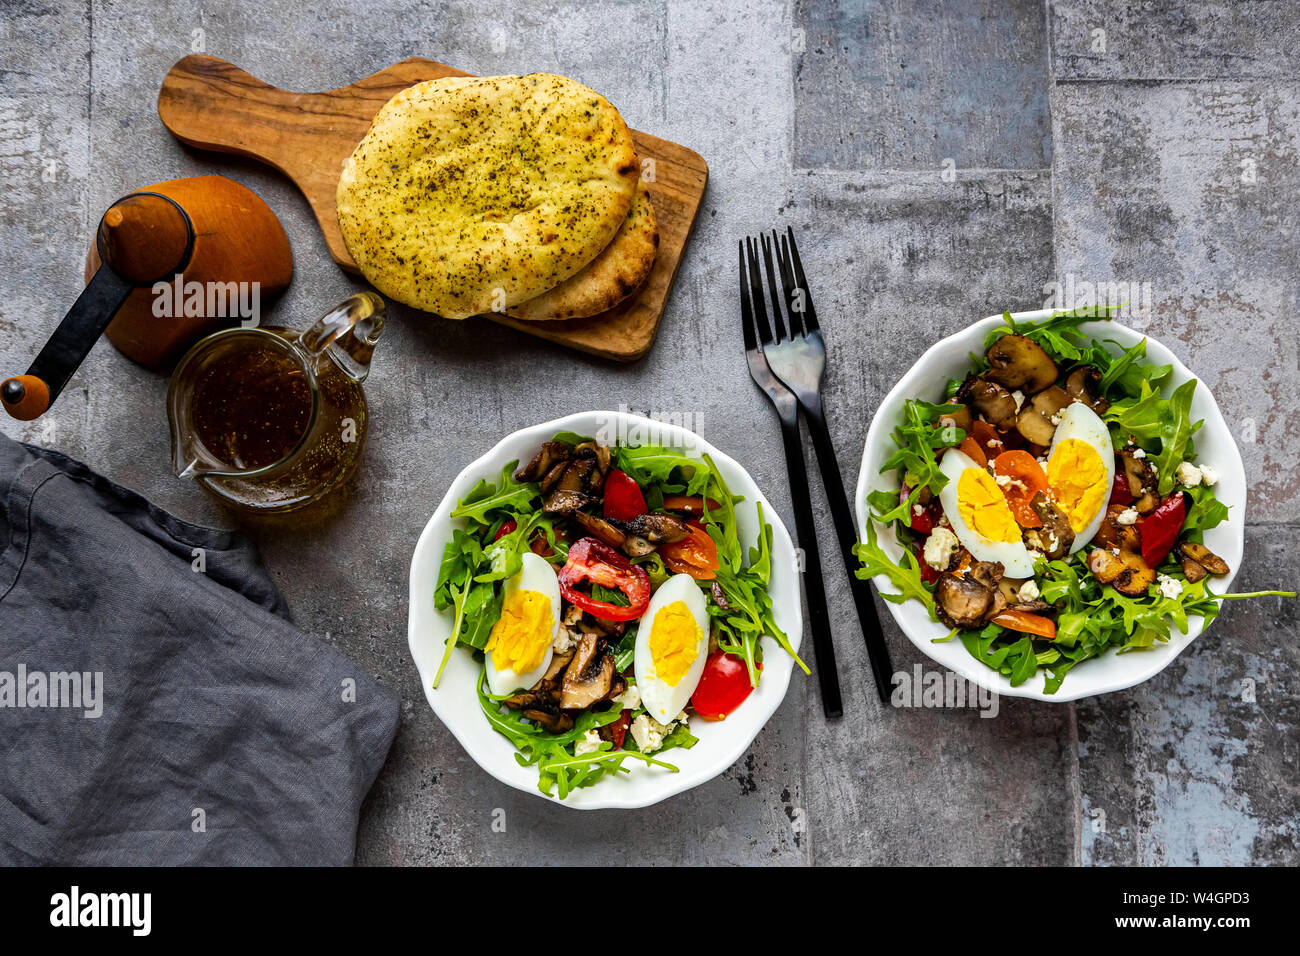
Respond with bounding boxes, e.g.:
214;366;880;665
854;310;1247;702
408;411;803;808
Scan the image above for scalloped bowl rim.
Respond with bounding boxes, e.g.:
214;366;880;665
854;310;1247;702
408;411;803;809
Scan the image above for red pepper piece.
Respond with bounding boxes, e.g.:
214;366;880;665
493;519;518;541
1137;492;1187;569
557;537;651;622
602;469;647;521
1109;455;1135;506
608;710;631;749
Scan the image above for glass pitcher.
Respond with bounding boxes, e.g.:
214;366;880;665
166;292;384;513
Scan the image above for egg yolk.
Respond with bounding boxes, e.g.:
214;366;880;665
1047;438;1108;532
648;601;702;687
486;590;553;675
957;468;1021;542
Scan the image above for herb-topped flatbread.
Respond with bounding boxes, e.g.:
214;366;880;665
337;73;639;319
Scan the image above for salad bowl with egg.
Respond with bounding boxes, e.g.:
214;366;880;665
855;308;1291;701
408;412;804;807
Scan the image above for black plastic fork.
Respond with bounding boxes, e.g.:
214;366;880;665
739;237;843;719
757;227;894;703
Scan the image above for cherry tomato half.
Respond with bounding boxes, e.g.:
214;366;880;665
691;652;758;720
659;521;720;580
990;450;1049;529
493;519;518;541
603;469;647;521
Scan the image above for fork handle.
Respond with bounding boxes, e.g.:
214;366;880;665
802;396;895;703
775;407;843;719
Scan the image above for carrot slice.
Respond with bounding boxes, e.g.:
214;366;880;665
991;608;1057;640
958;436;987;467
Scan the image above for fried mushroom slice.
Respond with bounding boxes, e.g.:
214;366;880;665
560;632;615;709
1118;446;1160;514
571;510;627;548
1092;503;1140;553
937;402;973;435
620;512;691;543
985;334;1059;394
1065;365;1109;414
523;708;574;733
1173;540;1230;582
1021;491;1074;559
543;489;592;515
516;442;571;482
1087;547;1155;597
1015;386;1071;446
934;571;998;629
957;375;1019;431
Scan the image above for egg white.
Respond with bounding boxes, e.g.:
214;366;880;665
1046;402;1116;553
938;448;1037;578
484;551;560;696
634;573;710;724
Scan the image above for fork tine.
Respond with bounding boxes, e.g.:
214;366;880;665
738;240;757;352
785;225;820;334
774;230;803;338
760;233;788;342
745;237;774;346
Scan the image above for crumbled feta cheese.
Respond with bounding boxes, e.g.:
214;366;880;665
1156;574;1183;601
1011;390;1026;412
1199;464;1218;486
1116;507;1139;526
923;527;960;571
1026;548;1045;561
1176;461;1202;488
994;473;1013;486
1017;580;1041;602
673;710;689;727
913;503;924;516
574;729;602;756
1049;410;1064;426
1132;448;1146;459
629;713;671;753
552;626;577;654
611;683;640;711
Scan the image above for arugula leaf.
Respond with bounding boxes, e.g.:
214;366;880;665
431;582;468;688
854;518;937;619
615;444;713;496
874;399;963;525
451;462;539;524
475;669;677;798
1152;379;1199;494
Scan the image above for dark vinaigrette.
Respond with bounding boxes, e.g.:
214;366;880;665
190;343;312;471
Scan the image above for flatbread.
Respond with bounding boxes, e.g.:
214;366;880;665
505;181;658;321
336;73;639;319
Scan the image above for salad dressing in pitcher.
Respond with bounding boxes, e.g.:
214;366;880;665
167;293;384;513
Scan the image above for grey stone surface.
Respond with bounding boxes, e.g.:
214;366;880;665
0;0;1295;866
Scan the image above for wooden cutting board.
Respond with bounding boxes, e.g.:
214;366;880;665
157;55;708;362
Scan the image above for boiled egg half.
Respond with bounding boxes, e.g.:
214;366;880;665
1044;402;1115;553
634;573;709;724
483;551;560;696
938;448;1037;577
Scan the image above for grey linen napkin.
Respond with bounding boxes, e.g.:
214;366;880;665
0;434;399;865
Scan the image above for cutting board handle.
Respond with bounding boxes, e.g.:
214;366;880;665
159;55;313;178
158;54;466;271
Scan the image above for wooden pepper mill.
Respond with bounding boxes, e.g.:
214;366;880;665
2;175;292;421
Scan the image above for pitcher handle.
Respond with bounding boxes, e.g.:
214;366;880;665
295;291;385;382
